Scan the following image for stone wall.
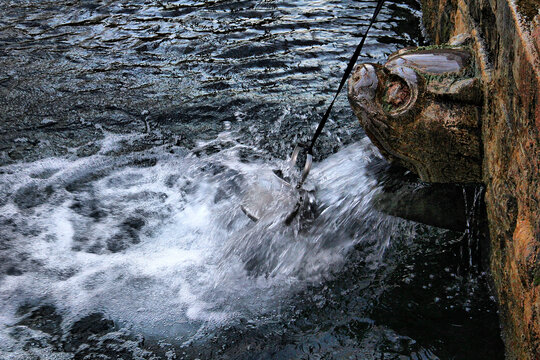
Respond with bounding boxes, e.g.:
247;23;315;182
420;0;539;358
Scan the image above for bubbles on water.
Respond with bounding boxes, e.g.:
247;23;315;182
0;133;392;354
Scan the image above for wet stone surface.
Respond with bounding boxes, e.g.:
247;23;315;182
348;45;483;183
0;1;504;359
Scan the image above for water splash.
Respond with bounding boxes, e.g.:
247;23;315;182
0;133;395;350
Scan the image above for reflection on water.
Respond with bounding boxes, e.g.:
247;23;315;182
0;0;504;359
0;0;424;162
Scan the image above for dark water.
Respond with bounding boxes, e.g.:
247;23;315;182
0;1;504;359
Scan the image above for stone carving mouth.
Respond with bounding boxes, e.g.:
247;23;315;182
382;73;413;116
347;62;421;146
382;65;419;117
385;78;409;107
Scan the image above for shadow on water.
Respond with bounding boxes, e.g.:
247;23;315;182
0;0;504;359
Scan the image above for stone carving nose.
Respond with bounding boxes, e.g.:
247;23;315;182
350;64;378;100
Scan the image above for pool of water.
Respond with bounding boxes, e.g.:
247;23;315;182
0;0;504;359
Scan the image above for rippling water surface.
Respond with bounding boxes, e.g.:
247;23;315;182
0;1;504;359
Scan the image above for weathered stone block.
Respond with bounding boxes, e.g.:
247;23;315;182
348;45;482;183
412;0;539;358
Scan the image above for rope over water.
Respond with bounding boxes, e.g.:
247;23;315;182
292;0;386;189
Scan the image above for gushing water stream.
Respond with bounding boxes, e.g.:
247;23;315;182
0;133;386;338
0;0;504;358
0;132;503;359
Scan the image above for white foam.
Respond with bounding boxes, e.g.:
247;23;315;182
0;134;392;352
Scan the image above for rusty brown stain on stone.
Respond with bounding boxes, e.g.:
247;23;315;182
419;0;540;358
516;0;540;22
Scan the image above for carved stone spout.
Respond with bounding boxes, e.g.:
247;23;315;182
348;45;483;183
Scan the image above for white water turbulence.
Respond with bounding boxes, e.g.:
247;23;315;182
0;133;398;354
